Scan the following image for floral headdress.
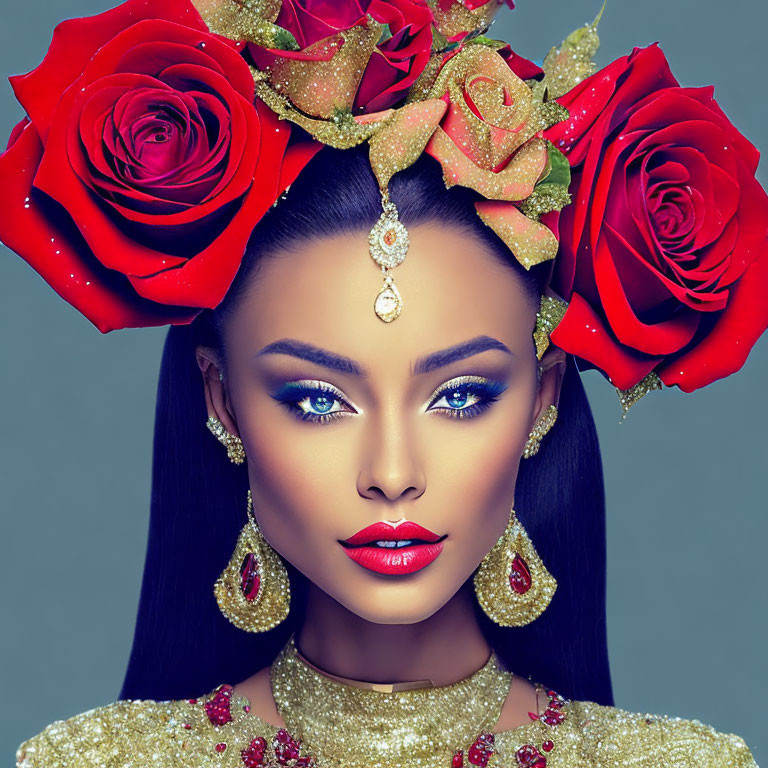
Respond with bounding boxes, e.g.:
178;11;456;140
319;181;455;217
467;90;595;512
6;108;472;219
0;0;766;417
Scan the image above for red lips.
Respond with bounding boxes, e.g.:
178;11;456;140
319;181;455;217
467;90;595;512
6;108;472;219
343;521;442;546
340;521;446;575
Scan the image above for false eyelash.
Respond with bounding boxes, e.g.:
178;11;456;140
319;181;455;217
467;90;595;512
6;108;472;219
270;380;355;425
426;376;507;420
271;376;508;425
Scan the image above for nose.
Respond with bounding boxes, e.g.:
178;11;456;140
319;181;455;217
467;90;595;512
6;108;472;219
356;409;426;504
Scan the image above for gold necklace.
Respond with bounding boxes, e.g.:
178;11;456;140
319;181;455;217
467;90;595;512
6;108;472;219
269;636;513;768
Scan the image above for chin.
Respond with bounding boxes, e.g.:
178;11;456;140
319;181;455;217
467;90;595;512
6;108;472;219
335;582;459;625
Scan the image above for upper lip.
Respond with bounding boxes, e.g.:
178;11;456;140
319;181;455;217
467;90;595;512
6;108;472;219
342;521;444;547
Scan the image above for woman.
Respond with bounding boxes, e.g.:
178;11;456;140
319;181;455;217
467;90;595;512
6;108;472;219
4;0;765;765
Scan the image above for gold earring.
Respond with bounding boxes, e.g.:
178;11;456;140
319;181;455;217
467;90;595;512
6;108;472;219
206;416;246;465
522;404;558;459
473;508;557;627
214;490;291;633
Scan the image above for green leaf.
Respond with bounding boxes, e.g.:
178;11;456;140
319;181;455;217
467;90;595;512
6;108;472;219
467;35;508;50
272;25;300;51
539;141;571;188
378;23;393;45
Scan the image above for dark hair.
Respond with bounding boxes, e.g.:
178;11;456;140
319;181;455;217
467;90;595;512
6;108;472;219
120;145;613;707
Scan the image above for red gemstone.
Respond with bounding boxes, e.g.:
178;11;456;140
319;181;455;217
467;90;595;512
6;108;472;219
509;554;532;594
240;553;261;601
515;744;546;767
541;708;566;726
242;736;267;767
182;723;192;730
273;729;301;763
383;229;397;246
243;704;251;713
452;750;465;768
187;698;198;704
215;742;227;752
542;740;554;752
468;733;495;767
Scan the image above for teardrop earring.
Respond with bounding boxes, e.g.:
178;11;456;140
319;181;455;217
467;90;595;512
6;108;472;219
473;508;557;626
214;490;291;633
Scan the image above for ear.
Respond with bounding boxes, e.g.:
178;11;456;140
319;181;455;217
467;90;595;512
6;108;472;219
530;345;567;428
195;345;240;437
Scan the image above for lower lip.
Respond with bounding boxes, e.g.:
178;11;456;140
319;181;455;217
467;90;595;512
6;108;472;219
341;542;445;575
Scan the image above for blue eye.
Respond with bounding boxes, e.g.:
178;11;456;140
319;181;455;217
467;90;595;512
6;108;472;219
271;376;507;425
271;380;354;424
427;376;507;420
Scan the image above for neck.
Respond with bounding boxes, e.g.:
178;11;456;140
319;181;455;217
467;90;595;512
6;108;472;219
295;581;492;687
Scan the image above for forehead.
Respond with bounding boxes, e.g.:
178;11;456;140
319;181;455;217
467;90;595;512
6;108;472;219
226;223;536;368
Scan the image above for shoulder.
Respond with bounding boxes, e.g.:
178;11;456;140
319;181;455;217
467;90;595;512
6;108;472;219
558;699;758;767
15;684;271;768
15;696;191;767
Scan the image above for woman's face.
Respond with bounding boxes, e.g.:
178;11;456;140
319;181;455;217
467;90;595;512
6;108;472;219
197;223;564;624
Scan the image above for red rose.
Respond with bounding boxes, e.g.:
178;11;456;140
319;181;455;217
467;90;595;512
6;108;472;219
249;0;433;114
356;0;434;112
0;0;318;332
546;44;768;392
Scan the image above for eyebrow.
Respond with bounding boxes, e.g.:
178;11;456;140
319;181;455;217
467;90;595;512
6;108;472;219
255;335;513;377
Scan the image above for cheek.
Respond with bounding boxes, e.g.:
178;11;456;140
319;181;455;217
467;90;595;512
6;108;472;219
234;392;354;559
426;385;532;556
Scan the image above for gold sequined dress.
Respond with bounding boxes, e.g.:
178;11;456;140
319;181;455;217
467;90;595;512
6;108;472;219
16;639;759;768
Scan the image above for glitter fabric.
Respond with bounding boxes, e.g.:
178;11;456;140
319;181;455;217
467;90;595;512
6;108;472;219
271;637;512;767
15;640;758;768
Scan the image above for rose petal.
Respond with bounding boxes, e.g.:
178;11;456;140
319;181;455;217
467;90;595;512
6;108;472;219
550;292;662;390
9;0;208;143
657;240;768;392
594;230;701;355
0;121;197;331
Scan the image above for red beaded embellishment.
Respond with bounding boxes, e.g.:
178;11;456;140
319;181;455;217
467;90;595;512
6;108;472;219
453;686;568;768
273;728;302;764
540;689;566;726
215;742;228;753
204;684;234;726
467;732;495;767
242;736;267;767
515;744;546;767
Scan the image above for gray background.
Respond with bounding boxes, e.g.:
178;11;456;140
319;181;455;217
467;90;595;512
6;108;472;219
1;0;766;763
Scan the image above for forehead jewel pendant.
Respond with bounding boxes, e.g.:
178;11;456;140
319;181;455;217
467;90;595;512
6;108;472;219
369;188;409;323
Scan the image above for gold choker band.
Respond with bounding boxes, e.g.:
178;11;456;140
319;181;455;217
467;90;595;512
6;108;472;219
270;636;513;768
293;642;441;692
